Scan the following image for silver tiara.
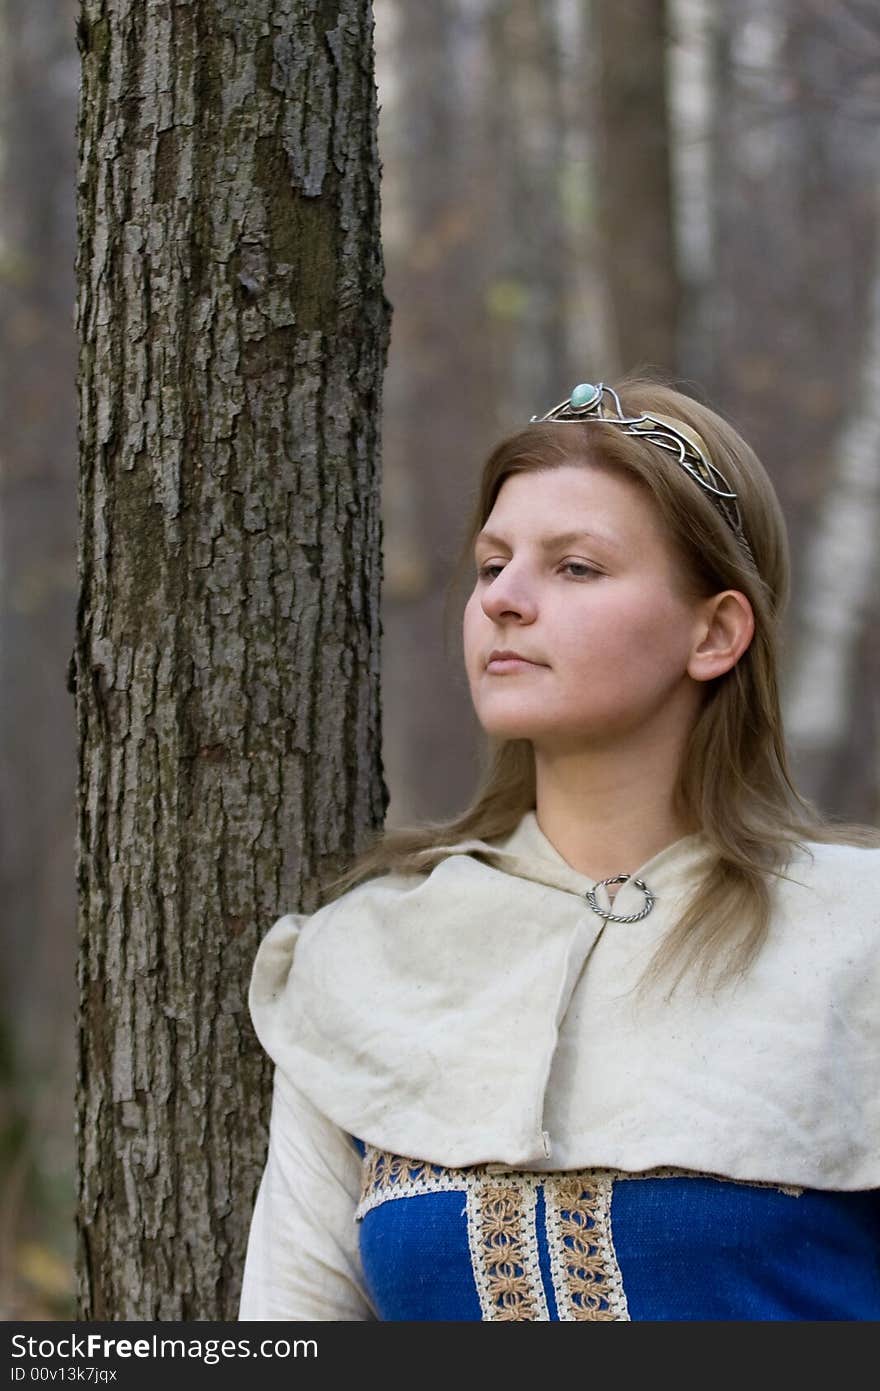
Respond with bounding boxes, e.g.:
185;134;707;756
531;382;755;565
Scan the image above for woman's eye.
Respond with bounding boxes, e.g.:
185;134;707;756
477;561;600;581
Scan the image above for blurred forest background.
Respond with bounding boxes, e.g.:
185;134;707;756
1;0;879;1318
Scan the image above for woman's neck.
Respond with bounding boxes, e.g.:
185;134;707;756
532;734;697;883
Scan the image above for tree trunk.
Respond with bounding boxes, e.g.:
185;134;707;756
782;207;880;824
593;0;679;374
378;0;494;825
707;0;880;818
484;0;569;418
73;0;390;1320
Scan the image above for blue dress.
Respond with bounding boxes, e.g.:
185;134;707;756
351;1140;880;1321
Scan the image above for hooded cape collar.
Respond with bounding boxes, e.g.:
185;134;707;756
248;811;880;1189
434;809;714;902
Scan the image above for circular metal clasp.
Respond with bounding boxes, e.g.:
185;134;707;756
584;874;655;924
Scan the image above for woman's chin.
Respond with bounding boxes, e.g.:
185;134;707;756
474;710;553;742
474;708;623;751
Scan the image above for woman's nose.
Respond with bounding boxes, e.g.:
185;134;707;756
480;565;537;622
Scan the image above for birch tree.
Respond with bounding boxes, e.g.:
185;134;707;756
73;0;390;1319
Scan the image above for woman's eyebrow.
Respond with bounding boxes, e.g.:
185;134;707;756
474;528;621;553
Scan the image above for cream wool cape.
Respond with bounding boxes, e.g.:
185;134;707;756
239;810;880;1320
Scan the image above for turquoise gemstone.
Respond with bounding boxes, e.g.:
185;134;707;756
570;382;599;410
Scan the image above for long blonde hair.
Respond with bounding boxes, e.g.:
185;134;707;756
323;371;880;992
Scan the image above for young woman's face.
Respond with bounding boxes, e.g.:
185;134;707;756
462;463;707;751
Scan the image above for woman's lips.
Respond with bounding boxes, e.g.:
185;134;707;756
486;657;545;673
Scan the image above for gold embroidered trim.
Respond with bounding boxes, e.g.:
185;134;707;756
355;1147;458;1218
466;1180;548;1321
355;1145;803;1322
544;1175;628;1320
357;1146;803;1215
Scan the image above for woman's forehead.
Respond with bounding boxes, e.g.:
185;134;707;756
482;465;665;549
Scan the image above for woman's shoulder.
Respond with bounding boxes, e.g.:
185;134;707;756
775;835;880;939
246;874;407;1075
250;867;428;991
782;835;880;885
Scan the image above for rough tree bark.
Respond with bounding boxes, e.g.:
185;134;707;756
72;0;390;1319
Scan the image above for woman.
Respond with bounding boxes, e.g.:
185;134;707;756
239;375;880;1321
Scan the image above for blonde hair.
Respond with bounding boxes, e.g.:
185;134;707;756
323;371;880;993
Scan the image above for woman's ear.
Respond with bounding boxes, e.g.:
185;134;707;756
687;590;755;683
